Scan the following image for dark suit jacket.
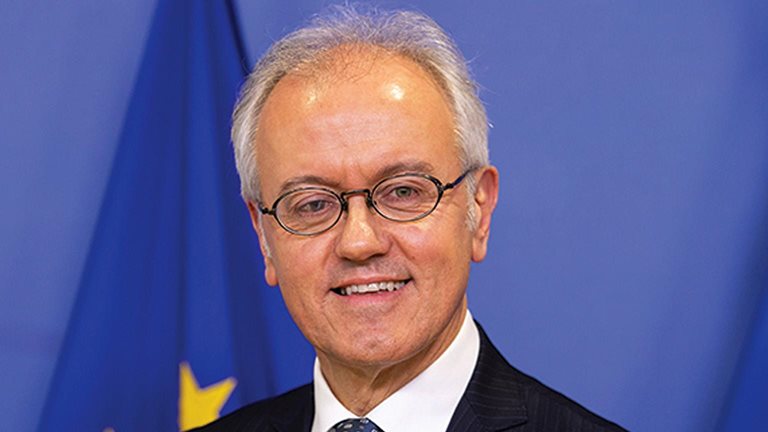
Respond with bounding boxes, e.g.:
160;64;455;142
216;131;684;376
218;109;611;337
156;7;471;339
193;324;626;431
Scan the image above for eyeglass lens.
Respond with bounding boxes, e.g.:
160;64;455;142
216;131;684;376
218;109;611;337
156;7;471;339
275;174;441;234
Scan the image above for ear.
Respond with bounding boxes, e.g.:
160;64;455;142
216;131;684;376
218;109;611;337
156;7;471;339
470;166;499;262
247;201;279;286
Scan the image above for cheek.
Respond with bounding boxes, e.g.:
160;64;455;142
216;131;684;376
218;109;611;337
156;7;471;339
277;282;313;331
273;233;328;271
398;219;472;277
272;245;326;336
407;207;472;248
270;236;334;298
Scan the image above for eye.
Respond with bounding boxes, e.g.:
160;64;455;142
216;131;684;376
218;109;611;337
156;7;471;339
295;197;335;215
280;190;339;219
375;176;436;211
379;183;423;203
391;186;418;199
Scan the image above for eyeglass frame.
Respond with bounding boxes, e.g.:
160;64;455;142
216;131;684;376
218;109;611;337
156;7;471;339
256;169;475;236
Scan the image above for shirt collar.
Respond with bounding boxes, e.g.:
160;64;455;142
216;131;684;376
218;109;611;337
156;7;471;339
311;310;480;432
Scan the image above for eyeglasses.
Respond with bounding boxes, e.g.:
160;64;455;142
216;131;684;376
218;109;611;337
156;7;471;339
257;170;473;236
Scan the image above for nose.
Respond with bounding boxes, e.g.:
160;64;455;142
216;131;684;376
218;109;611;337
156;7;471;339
334;193;390;262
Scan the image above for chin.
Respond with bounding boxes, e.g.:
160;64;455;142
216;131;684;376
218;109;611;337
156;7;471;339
346;333;434;369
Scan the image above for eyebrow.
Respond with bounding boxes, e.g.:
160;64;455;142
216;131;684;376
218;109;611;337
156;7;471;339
278;175;342;195
276;159;437;195
372;160;436;179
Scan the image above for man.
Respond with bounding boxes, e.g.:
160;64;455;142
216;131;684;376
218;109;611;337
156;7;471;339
196;6;624;432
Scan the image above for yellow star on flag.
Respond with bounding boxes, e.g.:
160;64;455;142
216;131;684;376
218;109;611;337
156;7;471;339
178;361;237;431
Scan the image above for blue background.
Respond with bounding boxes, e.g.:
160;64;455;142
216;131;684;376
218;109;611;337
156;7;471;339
2;1;767;431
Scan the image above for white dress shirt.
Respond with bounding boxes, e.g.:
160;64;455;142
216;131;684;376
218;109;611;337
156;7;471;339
311;311;480;432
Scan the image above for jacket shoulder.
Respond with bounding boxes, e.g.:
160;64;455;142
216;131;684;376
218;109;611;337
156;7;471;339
467;324;626;431
512;365;626;431
189;383;313;432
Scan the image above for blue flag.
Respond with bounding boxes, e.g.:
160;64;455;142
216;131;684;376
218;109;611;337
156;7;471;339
720;281;768;431
38;1;281;430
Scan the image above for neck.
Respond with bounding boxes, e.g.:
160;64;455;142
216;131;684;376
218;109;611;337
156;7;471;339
317;306;467;415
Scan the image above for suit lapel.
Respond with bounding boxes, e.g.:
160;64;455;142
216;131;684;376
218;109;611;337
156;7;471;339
267;384;315;432
270;407;313;432
446;323;528;432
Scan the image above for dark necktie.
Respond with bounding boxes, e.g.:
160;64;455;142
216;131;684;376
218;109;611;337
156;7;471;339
328;417;384;432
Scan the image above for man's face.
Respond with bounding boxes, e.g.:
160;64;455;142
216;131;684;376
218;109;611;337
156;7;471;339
249;51;497;371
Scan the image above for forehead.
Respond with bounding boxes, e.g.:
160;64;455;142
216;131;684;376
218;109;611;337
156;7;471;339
254;48;459;197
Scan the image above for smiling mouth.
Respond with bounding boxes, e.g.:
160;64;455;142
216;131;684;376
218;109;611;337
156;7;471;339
331;280;409;296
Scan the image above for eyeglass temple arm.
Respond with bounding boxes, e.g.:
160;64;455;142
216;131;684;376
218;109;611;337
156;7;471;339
256;201;276;215
442;169;472;191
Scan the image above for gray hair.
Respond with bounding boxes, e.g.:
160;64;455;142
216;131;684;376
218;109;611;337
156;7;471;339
231;5;489;203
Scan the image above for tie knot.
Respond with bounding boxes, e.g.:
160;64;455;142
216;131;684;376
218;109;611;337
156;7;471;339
329;417;383;432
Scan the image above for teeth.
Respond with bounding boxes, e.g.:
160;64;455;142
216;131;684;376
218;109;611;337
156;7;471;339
338;281;406;296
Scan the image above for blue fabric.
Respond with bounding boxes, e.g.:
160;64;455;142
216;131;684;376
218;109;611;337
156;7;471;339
36;1;284;430
720;283;768;431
